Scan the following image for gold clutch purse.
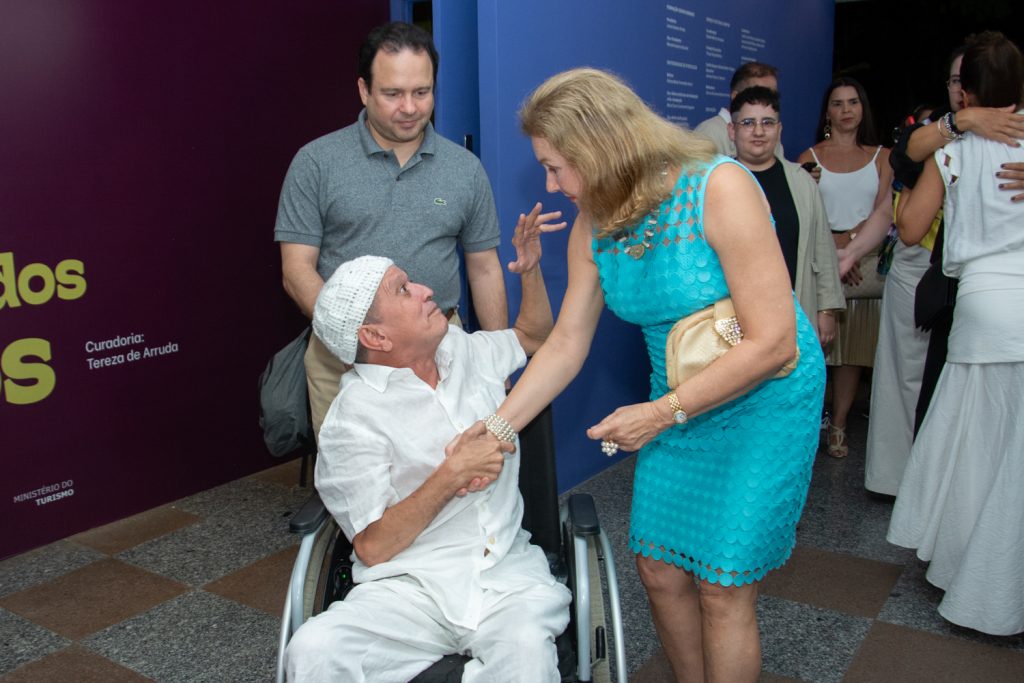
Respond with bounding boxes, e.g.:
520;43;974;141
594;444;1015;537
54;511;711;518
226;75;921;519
665;298;799;388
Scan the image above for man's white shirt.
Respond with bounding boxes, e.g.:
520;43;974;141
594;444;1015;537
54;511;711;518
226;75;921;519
315;327;555;629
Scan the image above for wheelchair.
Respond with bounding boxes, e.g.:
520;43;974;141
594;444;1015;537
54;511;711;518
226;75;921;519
275;406;626;682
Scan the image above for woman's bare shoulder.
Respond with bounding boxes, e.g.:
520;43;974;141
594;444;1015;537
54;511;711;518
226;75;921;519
798;143;825;163
706;159;758;194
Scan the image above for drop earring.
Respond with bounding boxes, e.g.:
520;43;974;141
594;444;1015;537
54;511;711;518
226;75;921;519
824;118;832;140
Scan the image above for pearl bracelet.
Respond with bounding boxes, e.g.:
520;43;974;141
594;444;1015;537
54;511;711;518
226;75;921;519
484;413;517;443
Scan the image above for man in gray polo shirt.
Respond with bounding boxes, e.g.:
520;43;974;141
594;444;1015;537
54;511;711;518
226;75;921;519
275;22;508;436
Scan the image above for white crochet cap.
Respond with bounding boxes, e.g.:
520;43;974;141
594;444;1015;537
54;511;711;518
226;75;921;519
313;255;394;364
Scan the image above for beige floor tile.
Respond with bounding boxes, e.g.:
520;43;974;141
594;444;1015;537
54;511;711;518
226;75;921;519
2;645;153;682
760;546;902;618
0;559;187;640
845;622;1024;683
69;506;200;556
203;545;298;616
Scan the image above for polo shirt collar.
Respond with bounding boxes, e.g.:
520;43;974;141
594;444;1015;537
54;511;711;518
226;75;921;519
717;107;731;125
356;108;437;160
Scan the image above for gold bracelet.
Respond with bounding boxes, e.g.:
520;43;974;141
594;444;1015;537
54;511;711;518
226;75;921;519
667;392;688;425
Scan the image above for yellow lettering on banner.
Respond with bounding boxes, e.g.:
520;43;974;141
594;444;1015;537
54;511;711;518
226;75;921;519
0;252;88;405
56;259;87;301
17;263;56;306
0;252;88;310
0;252;19;310
1;338;56;405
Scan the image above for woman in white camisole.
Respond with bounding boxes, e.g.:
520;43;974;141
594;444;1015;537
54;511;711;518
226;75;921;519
798;78;893;458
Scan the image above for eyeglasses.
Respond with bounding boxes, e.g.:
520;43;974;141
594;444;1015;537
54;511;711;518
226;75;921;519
946;75;961;90
735;117;778;131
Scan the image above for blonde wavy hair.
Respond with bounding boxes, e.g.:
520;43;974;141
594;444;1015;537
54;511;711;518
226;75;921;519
520;68;715;238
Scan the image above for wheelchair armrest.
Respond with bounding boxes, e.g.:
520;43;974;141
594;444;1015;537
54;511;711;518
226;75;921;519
289;492;330;535
566;493;600;536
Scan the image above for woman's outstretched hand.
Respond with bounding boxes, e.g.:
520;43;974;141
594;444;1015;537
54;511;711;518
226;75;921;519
586;401;672;453
507;202;567;273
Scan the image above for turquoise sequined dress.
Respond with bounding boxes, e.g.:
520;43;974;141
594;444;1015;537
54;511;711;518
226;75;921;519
593;157;825;586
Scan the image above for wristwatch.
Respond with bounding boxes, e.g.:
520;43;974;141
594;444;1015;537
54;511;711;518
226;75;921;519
667;392;688;425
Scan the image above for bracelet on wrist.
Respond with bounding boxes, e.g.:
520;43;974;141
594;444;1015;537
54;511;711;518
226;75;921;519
948;111;965;136
939;112;964;142
484;413;517;443
666;392;688;425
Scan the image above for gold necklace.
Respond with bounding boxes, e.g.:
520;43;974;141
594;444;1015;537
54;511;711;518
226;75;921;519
617;216;656;260
616;164;669;260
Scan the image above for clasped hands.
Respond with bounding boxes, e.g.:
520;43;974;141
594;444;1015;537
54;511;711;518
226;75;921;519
445;421;515;497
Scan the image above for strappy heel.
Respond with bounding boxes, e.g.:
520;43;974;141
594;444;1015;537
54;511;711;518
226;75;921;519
827;424;848;458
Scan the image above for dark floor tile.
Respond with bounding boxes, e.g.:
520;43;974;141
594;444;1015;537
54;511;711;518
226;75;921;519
119;512;298;587
0;558;187;640
760;546;903;619
0;608;69;675
247;457;308;489
171;477;308;521
0;541;103;598
758;672;803;683
69;505;201;556
83;590;278;683
878;558;1024;651
629;647;673;683
629;646;805;682
798;439;918;566
2;645;153;682
757;594;872;683
118;472;306;587
845;621;1024;683
204;545;298;616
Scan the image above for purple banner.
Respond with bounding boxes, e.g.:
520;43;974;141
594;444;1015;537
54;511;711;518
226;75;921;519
0;0;387;559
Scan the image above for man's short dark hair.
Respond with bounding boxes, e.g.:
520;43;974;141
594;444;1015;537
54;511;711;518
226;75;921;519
730;86;780;115
358;22;439;90
730;62;779;92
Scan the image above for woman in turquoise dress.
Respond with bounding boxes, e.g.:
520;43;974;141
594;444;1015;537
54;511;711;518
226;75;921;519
491;69;824;681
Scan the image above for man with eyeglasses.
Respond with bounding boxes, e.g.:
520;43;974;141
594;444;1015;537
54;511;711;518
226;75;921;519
695;61;786;159
728;86;844;348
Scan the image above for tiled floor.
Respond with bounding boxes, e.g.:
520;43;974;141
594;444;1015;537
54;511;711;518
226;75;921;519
2;412;1023;682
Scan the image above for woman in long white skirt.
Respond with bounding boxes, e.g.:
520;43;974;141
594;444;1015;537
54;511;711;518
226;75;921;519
887;31;1024;635
863;237;931;495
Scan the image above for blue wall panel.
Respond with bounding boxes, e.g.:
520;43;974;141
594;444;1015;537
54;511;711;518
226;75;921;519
442;0;834;491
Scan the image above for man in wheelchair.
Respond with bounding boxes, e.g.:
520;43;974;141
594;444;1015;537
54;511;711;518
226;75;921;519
285;207;572;682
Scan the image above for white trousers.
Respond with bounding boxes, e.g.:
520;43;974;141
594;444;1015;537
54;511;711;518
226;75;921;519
285;575;570;683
